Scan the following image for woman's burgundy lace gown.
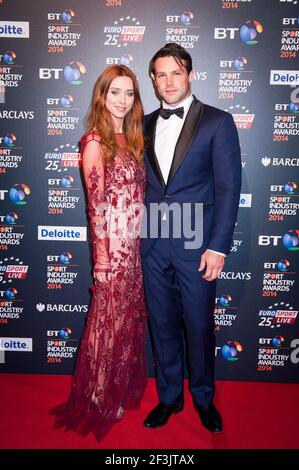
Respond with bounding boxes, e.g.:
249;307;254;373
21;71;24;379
50;132;147;441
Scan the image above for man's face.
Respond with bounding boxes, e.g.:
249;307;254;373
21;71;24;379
152;56;192;106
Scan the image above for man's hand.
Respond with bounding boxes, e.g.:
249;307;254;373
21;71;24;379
198;250;225;281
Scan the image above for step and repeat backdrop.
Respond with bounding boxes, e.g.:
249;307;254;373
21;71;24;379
0;0;298;382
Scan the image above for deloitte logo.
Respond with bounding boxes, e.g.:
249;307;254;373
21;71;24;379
38;226;86;241
0;337;32;351
0;21;30;38
270;70;299;85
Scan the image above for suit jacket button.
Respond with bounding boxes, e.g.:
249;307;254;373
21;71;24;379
164;195;170;199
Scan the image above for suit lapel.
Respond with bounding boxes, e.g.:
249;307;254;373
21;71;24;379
144;109;166;189
167;98;204;185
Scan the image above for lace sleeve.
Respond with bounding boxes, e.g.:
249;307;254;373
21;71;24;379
81;135;111;273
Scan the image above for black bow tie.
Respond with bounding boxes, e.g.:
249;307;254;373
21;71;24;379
159;107;184;119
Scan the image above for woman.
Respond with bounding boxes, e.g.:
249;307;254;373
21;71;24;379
50;65;147;441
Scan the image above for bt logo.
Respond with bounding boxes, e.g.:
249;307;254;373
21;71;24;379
39;62;86;84
0;50;16;64
275;103;299;113
220;57;248;70
47;252;73;264
48;176;74;187
215;20;263;44
264;260;290;272
221;341;243;361
282;17;299;25
258;235;282;246
106;54;133;66
214;27;239;40
0;133;16;146
9;184;31;205
48;10;75;23
166;12;194;25
47;95;74;107
47;328;72;338
39;68;62;80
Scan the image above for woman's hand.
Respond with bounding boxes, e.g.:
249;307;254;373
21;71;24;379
93;270;113;283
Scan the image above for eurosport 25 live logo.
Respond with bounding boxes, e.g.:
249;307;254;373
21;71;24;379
258;301;298;328
0;257;29;284
44;143;81;171
225;104;255;129
103;15;146;48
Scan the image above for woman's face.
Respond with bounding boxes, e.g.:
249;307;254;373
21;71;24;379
105;76;134;126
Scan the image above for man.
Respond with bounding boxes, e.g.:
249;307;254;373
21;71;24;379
141;43;241;433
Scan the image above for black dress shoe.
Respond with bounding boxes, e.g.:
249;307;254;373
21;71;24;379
143;401;183;428
194;403;222;433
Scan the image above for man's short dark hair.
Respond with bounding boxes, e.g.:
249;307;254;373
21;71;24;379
149;43;193;76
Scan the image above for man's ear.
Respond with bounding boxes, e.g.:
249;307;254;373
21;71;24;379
151;72;156;82
189;69;194;83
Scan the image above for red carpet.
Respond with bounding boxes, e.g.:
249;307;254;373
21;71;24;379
0;374;298;449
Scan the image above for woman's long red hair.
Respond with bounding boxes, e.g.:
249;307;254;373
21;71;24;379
86;65;144;164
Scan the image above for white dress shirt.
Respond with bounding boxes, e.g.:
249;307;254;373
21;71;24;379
155;94;194;184
154;94;226;258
